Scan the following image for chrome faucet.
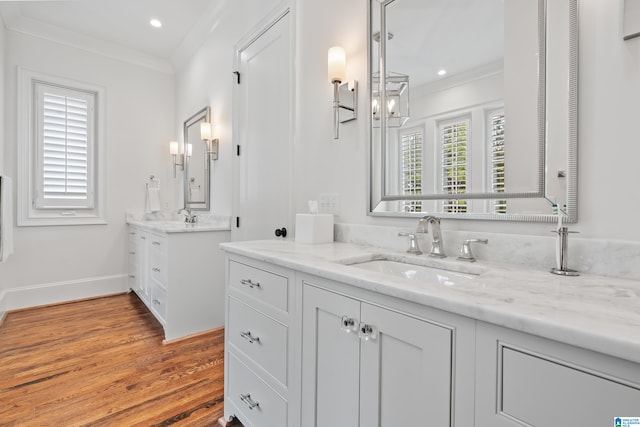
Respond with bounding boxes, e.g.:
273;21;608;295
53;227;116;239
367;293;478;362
416;216;446;258
178;208;197;224
457;238;488;262
398;232;422;255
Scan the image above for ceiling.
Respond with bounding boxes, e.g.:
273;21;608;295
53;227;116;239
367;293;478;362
0;0;221;71
382;0;504;88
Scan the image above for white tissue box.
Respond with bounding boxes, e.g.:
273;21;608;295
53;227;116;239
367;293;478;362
295;214;334;244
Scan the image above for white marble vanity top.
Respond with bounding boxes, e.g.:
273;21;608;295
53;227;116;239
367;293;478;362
127;215;231;233
220;240;640;364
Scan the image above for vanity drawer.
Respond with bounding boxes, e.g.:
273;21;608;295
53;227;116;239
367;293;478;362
128;226;140;243
228;296;288;385
150;284;167;324
148;234;168;286
229;260;288;313
499;347;640;425
227;351;287;427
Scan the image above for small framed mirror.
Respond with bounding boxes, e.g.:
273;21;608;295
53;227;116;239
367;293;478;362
183;106;211;211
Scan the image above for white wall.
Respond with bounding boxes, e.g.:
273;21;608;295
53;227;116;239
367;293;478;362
0;20;5;175
175;0;640;243
0;30;175;309
173;0;283;217
291;0;640;242
3;0;640;310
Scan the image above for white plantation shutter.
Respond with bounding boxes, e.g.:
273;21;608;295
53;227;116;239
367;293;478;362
35;83;95;209
440;118;469;213
400;129;423;212
489;111;507;213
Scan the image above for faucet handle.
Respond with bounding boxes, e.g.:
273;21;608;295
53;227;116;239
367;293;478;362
458;238;488;262
398;232;422;255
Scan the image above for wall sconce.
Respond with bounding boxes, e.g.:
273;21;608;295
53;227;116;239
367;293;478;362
328;46;358;139
372;71;410;128
200;121;219;161
170;141;184;178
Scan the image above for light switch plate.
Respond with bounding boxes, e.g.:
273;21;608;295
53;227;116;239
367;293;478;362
318;193;340;215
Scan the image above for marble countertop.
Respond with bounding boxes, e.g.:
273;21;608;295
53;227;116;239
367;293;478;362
221;240;640;364
127;216;231;233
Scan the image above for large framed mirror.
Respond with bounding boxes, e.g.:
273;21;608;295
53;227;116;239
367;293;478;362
183;106;211;211
368;0;577;222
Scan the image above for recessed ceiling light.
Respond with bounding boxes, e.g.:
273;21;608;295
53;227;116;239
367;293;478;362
437;69;447;76
150;19;162;28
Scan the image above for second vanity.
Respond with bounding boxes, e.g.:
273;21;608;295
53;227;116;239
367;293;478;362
221;240;640;427
127;215;230;342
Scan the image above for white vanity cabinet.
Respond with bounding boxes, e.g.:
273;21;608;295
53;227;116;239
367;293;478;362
300;275;475;427
223;255;297;427
221;240;640;427
127;224;229;341
475;322;640;426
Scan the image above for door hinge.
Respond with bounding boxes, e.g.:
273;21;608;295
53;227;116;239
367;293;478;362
237;145;241;156
236;217;240;228
233;71;241;84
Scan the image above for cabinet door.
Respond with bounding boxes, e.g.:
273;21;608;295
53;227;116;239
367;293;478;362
360;303;453;427
301;285;361;427
476;322;640;427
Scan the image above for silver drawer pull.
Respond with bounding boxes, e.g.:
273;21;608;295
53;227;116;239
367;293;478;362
152;241;161;246
240;331;260;344
129;274;136;279
152;299;160;305
152;267;161;272
141;236;146;240
240;279;261;289
129;251;136;255
129;232;137;235
240;393;260;410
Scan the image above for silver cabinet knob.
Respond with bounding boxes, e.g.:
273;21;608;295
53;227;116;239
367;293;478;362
340;315;357;333
358;323;377;341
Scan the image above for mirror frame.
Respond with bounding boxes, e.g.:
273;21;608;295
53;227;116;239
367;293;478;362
367;0;578;222
183;106;211;211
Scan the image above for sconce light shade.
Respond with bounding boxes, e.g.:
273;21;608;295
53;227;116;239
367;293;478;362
200;122;212;141
200;120;219;161
169;141;179;155
170;140;184;178
328;46;357;139
328;46;346;83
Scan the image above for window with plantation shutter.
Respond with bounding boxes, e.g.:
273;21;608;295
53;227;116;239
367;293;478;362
18;68;106;226
37;86;93;209
440;118;469;213
489;110;507;213
400;129;423;212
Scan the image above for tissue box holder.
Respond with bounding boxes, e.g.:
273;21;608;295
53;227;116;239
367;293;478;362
295;214;334;244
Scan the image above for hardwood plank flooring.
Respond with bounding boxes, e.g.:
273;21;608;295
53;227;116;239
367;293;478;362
0;293;224;427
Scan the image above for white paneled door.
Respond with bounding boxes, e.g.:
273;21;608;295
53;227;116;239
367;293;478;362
233;10;292;241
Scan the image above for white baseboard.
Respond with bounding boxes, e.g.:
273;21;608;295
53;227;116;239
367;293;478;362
0;274;129;312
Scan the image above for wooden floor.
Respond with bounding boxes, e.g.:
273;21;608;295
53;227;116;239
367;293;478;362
0;293;225;427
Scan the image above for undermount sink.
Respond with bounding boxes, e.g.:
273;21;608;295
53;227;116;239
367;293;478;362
349;259;479;286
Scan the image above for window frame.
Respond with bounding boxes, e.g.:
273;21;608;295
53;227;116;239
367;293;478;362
17;68;106;226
